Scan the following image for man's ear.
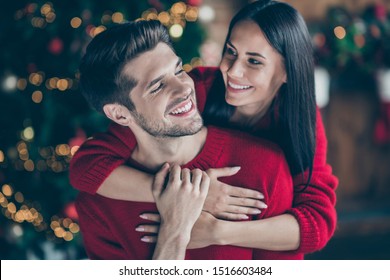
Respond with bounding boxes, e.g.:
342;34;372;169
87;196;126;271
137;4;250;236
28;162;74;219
103;104;133;126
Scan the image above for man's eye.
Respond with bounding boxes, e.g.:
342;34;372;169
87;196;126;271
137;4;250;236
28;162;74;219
151;83;164;94
175;68;184;75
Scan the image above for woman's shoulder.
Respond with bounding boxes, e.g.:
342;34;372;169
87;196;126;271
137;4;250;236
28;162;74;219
189;66;222;89
188;66;220;80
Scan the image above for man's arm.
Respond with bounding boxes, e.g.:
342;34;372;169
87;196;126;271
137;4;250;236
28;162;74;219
151;164;209;259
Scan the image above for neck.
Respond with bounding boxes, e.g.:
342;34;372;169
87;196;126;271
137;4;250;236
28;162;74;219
131;127;208;171
231;101;272;128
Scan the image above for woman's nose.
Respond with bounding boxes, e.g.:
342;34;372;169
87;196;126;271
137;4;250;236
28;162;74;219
227;59;244;78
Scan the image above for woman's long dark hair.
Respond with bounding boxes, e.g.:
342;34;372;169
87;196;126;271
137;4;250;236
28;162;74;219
203;0;316;188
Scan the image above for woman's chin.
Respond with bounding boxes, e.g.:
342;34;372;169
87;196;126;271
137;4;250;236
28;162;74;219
225;93;243;107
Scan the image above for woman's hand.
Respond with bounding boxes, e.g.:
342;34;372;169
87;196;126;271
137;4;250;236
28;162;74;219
204;167;267;220
137;211;220;249
136;213;160;243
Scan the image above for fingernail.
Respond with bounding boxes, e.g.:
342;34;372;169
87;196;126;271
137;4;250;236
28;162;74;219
141;237;150;242
139;214;148;219
241;215;249;219
135;227;144;232
233;166;241;170
257;194;264;199
253;209;261;214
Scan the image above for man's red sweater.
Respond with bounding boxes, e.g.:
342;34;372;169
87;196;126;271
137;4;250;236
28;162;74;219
76;126;296;259
70;67;338;257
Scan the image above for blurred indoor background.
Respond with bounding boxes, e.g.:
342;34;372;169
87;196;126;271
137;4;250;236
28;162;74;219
1;0;389;259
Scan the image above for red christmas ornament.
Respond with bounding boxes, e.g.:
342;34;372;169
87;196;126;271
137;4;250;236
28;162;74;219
69;128;87;148
64;202;79;221
48;37;64;55
187;0;203;6
148;0;164;10
374;103;390;144
374;3;387;21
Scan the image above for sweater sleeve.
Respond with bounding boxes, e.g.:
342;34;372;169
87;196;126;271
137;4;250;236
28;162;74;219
286;108;338;254
69;122;136;194
263;151;294;217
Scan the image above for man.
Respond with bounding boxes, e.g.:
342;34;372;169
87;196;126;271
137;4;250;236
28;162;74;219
74;20;294;259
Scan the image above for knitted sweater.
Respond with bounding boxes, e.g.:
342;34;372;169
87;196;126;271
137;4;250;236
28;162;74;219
76;126;297;259
70;67;338;256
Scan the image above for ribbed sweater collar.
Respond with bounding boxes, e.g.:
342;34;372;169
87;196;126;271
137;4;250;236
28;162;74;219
183;126;227;170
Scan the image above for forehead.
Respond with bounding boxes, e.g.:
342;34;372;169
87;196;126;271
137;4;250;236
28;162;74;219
122;43;178;85
229;20;275;54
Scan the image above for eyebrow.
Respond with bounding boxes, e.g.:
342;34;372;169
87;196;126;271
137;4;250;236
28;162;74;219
227;41;266;59
146;58;183;90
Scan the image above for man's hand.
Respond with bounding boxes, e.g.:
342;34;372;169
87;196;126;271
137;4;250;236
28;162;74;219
150;163;210;259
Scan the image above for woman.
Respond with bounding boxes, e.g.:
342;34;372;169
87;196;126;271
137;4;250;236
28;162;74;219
70;0;337;258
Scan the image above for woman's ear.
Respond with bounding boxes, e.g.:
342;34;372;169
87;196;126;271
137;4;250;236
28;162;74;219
103;104;133;126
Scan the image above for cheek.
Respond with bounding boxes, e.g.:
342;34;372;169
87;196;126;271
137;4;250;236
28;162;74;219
219;57;230;72
186;76;195;88
182;73;195;89
219;60;229;82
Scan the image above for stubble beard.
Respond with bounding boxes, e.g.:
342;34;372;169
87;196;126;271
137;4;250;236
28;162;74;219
130;110;203;138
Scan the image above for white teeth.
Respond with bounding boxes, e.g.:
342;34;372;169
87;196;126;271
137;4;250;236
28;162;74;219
228;81;251;90
171;101;192;115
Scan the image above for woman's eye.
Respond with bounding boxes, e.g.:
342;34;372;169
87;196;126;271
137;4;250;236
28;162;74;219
151;83;164;94
248;58;261;65
226;47;237;56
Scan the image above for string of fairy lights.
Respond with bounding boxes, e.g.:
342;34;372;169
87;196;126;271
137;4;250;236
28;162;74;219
1;1;214;247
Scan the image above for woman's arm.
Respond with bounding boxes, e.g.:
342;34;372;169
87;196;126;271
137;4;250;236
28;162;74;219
69;122;135;194
214;109;337;253
138;211;299;251
70;123;265;216
192;212;300;251
97;165;154;202
139;152;300;251
98;165;266;216
286;109;338;253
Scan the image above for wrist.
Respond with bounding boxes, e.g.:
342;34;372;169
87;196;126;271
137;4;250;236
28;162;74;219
158;224;191;247
212;218;229;246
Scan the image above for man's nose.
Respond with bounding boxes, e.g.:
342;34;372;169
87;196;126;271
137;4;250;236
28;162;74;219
171;78;192;97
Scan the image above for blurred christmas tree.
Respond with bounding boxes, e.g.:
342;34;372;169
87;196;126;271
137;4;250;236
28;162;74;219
0;0;206;259
311;2;390;77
